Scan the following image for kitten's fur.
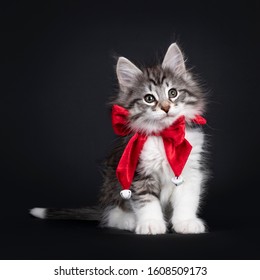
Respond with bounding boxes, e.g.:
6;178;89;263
30;43;208;234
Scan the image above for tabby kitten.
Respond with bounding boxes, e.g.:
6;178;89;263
31;43;208;234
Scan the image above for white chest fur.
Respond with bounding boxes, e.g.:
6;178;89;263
137;128;204;186
138;136;173;185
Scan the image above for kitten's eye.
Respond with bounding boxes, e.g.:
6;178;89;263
144;94;156;104
168;88;178;98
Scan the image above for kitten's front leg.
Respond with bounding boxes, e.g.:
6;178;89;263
131;179;166;235
171;170;206;234
133;198;166;235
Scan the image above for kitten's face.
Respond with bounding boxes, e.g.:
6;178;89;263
116;43;205;134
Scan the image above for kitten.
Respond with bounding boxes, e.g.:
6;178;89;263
30;43;208;234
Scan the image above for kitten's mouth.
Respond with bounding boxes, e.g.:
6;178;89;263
160;113;175;120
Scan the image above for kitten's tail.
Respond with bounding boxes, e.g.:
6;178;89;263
29;206;102;221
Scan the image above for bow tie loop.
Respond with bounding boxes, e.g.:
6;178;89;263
112;105;131;136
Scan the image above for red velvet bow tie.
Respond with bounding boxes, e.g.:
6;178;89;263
112;104;206;193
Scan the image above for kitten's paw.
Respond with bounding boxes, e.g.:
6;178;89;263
106;207;136;232
135;219;166;235
172;218;206;234
121;217;136;231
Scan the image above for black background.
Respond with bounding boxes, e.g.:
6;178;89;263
1;0;260;259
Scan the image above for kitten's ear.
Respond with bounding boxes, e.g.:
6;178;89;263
162;43;186;74
116;57;142;89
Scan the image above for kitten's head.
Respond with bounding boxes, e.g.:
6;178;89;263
115;43;206;134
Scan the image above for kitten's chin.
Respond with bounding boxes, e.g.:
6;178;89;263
130;115;180;135
160;115;180;128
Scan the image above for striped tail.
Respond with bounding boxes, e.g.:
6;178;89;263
29;206;102;221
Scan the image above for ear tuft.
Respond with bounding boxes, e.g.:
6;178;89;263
162;43;186;74
116;57;142;89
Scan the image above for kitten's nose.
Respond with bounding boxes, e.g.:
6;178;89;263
160;101;170;113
